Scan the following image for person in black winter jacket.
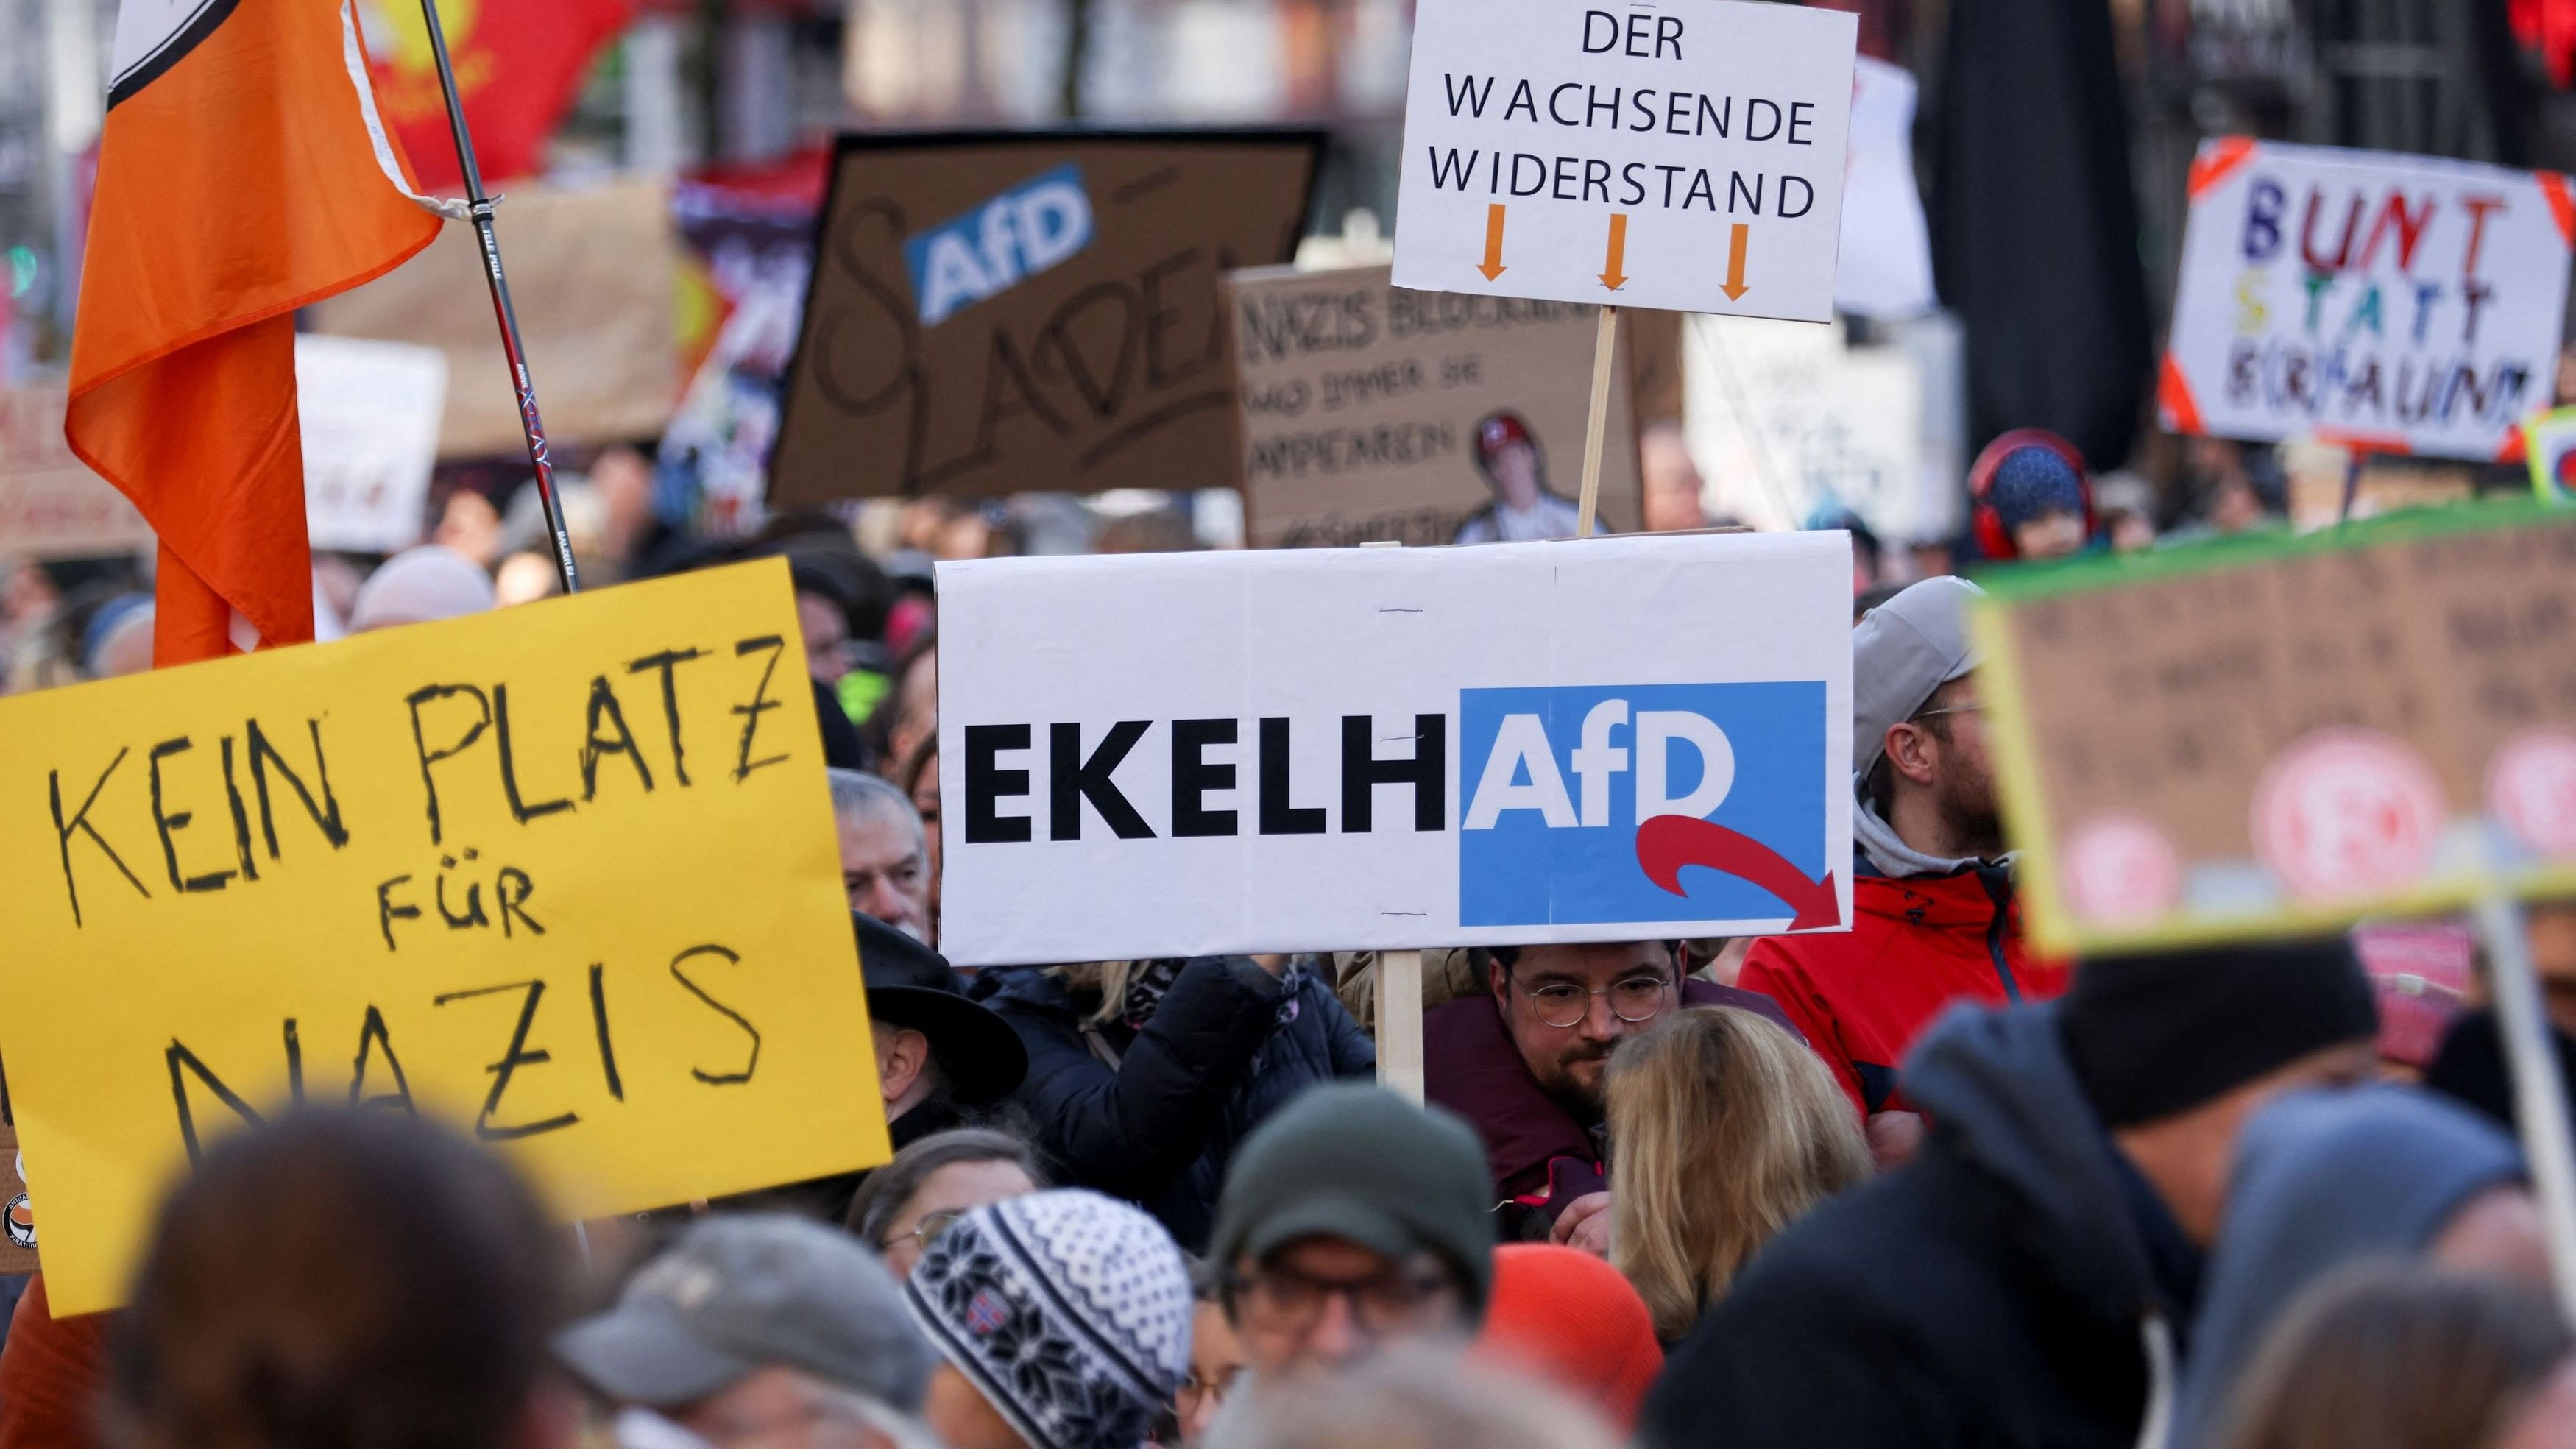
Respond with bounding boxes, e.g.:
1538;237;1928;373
1641;938;2380;1449
972;953;1374;1253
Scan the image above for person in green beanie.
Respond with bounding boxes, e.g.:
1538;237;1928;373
1206;1083;1495;1388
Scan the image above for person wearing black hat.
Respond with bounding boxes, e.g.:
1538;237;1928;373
1643;936;2381;1449
730;914;1027;1224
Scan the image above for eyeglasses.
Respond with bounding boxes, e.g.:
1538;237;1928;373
1226;1262;1459;1335
1914;702;1986;720
880;1209;963;1256
1515;974;1671;1030
1175;1363;1243;1418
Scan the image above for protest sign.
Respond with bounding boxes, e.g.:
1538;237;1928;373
772;132;1324;506
1974;503;2576;956
1390;0;1858;322
0;560;884;1312
1223;264;1642;547
311;178;684;458
2161;138;2574;460
2527;407;2576;503
0;1123;35;1276
297;336;447;554
1684;314;1928;536
0;384;152;560
935;532;1853;965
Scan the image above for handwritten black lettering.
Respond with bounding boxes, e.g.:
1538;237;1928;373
216;736;260;883
52;747;149;927
406;685;492;846
435;851;491;929
492;684;573;824
166;1036;266;1165
628;648;710;787
669;944;760;1085
247;718;350;857
433;979;579;1141
375;874;422;952
349;1005;414;1113
495;867;543;938
579;675;656;801
149;737;235;893
729;636;790;783
589;963;623;1102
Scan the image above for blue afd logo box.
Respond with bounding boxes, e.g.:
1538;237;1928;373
1458;681;1830;928
902;163;1096;327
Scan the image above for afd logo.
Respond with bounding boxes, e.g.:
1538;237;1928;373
1459;683;1835;929
903;163;1096;327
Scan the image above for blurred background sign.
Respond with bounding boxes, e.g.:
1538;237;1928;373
0;382;148;560
294;336;449;556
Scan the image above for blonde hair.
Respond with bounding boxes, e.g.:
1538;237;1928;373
1047;961;1144;1027
1606;1006;1870;1340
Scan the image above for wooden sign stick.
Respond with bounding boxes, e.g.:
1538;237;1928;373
1575;305;1621;539
1379;949;1426;1105
2474;893;2576;1320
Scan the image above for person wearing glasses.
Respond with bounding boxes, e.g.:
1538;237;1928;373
846;1127;1047;1277
1206;1084;1495;1398
1424;942;1797;1253
1737;575;2069;1169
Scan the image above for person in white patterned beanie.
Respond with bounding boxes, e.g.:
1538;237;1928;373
905;1188;1193;1449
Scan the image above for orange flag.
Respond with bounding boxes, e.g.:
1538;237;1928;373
66;0;450;665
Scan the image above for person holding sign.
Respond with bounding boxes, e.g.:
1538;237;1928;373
1737;577;2067;1162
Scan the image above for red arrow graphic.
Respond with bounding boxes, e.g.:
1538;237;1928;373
1635;815;1841;930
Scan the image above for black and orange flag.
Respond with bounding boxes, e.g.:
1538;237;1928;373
66;0;451;665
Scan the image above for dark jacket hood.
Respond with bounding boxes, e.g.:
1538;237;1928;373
1902;1001;2159;1319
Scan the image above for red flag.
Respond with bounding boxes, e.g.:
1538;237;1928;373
67;0;449;665
362;0;634;191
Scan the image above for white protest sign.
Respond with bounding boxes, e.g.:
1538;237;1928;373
1684;314;1928;537
295;335;447;554
1391;0;1858;322
2162;138;2573;461
1835;56;1936;321
935;533;1853;965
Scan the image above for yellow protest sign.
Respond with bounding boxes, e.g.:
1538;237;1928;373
0;560;888;1313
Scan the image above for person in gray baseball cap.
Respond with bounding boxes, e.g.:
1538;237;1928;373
556;1214;938;1449
1735;575;2070;1170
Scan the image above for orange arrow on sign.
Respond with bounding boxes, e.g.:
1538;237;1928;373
1721;223;1750;300
1599;213;1630;291
1479;204;1507;281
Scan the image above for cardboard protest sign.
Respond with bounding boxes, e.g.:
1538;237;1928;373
1975;503;2576;956
297;335;447;554
935;533;1853;965
0;560;885;1312
311;179;683;459
1224;264;1642;547
2161;138;2574;461
0;385;152;560
1390;0;1857;322
772;132;1324;506
0;1124;35;1277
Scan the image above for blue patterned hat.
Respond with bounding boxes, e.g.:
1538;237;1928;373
905;1189;1192;1449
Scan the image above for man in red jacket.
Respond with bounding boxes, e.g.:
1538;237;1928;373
1738;575;2067;1165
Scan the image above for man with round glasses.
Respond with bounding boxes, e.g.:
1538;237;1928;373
1426;941;1797;1252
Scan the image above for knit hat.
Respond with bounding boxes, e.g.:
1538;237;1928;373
1209;1083;1496;1320
2057;936;2379;1128
904;1189;1191;1449
1473;411;1537;472
1474;1244;1663;1433
1986;439;2090;531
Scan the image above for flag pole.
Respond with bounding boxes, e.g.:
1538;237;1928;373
418;0;584;595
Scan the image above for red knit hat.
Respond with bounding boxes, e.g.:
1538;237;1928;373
1473;1244;1665;1432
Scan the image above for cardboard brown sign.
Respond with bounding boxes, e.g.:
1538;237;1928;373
1224;265;1641;548
1977;503;2576;954
771;132;1323;506
0;1122;35;1276
311;180;683;460
0;385;152;561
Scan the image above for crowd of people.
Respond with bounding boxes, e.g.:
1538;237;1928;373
1;465;2572;1449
